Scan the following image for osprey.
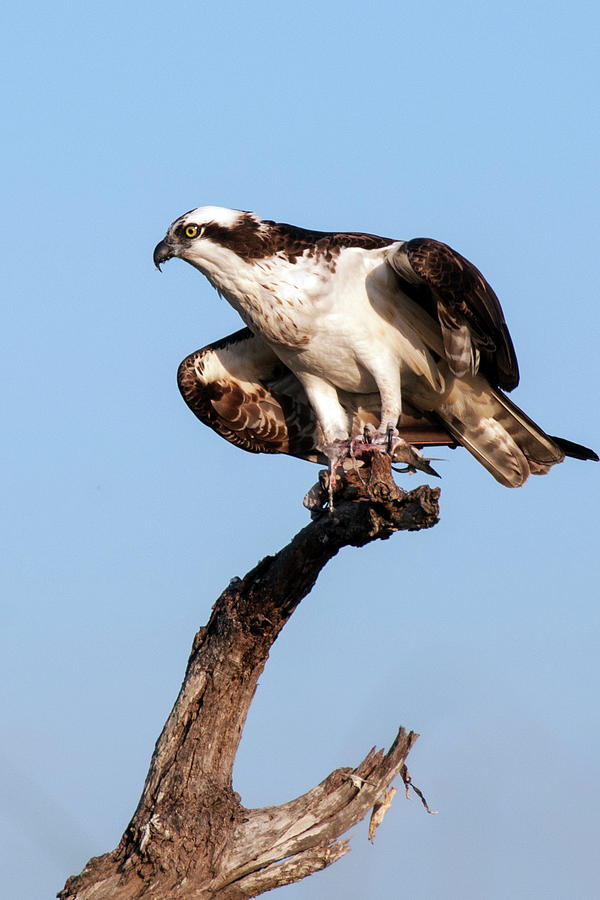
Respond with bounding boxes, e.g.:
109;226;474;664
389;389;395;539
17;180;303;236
153;207;597;487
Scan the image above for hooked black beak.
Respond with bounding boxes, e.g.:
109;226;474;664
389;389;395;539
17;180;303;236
153;238;174;271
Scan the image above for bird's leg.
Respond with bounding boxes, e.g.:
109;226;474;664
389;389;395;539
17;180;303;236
370;363;404;449
295;374;352;509
351;380;440;478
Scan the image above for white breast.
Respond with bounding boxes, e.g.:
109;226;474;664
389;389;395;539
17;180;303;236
203;241;444;396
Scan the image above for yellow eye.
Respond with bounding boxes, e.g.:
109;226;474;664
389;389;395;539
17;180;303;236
185;224;199;239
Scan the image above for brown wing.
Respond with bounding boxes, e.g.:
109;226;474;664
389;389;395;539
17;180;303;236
177;328;456;459
177;328;321;461
388;238;519;390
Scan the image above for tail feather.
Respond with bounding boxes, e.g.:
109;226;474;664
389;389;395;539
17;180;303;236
431;375;581;487
490;390;565;474
441;410;532;487
550;435;599;462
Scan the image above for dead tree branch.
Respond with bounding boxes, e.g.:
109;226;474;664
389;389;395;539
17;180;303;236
60;456;440;899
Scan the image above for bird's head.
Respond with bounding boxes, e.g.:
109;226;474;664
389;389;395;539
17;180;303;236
153;206;272;276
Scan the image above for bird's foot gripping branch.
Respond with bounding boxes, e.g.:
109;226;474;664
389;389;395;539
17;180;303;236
304;447;438;518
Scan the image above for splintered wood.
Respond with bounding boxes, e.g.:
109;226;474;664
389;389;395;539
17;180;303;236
368;787;398;843
60;475;440;899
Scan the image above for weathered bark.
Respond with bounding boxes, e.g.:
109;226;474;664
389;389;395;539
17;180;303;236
59;456;440;899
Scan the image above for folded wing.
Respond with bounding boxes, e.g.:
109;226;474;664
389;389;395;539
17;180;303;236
387;238;519;390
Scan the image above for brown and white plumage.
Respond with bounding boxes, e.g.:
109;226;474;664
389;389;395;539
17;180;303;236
154;207;597;487
177;327;455;465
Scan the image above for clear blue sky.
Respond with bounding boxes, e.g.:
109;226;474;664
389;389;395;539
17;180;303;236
2;2;599;898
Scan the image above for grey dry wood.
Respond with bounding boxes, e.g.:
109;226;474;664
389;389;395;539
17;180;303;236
59;455;440;899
